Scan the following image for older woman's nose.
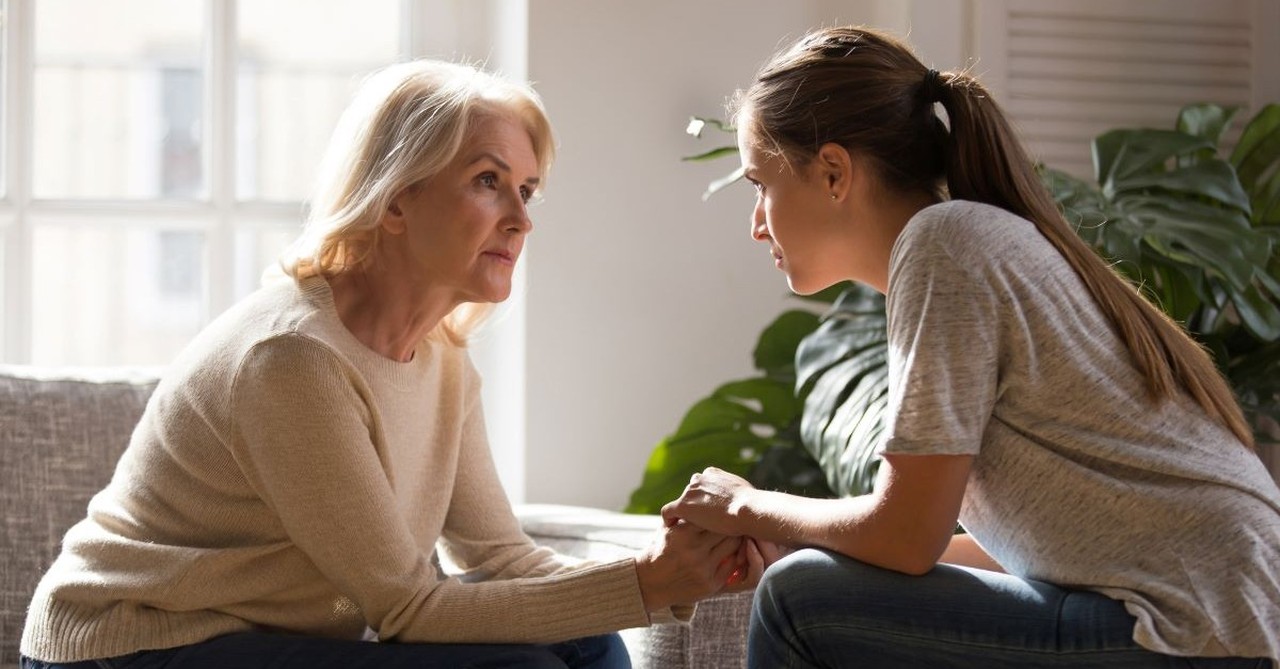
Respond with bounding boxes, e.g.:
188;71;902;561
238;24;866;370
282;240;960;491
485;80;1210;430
506;200;533;234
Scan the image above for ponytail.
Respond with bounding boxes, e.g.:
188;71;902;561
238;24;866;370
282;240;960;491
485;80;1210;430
737;26;1254;449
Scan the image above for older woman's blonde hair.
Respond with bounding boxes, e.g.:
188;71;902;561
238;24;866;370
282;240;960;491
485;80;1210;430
278;60;555;346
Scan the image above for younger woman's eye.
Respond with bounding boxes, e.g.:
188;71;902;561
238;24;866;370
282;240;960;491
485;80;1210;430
519;186;532;204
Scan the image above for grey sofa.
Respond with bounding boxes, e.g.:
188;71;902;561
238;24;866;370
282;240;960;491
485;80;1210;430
1;365;751;668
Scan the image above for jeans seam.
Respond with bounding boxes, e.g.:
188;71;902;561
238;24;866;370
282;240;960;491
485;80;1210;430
790;621;1151;657
1051;590;1069;653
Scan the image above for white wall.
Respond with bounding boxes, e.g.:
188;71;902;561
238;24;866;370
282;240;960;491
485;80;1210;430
520;0;894;509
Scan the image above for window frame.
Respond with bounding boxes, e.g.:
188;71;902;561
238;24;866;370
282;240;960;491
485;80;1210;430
0;0;435;364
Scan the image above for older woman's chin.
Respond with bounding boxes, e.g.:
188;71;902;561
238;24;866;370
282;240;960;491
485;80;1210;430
473;283;514;304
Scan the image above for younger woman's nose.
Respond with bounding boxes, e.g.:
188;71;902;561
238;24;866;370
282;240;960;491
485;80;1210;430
749;205;768;242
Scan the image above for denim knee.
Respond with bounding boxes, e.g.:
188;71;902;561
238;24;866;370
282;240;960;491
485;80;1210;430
754;548;913;624
754;548;833;623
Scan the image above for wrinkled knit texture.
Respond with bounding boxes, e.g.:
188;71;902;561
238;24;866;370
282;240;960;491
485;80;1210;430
22;275;670;663
883;200;1280;662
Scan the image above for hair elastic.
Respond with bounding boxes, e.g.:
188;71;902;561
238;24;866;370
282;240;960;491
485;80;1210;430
922;69;942;103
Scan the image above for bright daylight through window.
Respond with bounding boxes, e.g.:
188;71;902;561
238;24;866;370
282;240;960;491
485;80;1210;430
0;0;402;365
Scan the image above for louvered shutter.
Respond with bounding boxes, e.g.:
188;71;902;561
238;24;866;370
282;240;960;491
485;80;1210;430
974;0;1257;179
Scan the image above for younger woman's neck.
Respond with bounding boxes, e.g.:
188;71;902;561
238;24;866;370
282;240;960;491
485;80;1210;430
854;188;940;294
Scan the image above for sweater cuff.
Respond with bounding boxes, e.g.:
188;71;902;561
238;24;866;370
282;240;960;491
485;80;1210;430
647;602;696;625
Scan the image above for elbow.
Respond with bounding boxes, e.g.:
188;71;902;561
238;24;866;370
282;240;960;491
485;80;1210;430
895;555;939;576
843;541;941;576
881;535;948;576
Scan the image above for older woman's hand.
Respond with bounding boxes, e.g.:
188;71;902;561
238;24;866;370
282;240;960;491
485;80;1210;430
660;467;757;536
634;520;741;612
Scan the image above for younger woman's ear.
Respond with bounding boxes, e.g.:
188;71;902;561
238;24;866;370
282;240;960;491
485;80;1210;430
815;142;853;199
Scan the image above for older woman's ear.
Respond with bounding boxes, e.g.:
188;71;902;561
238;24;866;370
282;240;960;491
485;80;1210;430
380;195;409;235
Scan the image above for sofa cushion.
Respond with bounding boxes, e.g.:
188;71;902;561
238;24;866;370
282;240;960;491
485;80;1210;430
0;366;159;666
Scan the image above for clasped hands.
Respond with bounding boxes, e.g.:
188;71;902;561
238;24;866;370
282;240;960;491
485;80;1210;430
634;467;787;613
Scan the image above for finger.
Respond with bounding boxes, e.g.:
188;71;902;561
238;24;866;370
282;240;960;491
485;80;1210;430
722;539;765;592
744;539;765;585
758;539;784;566
709;535;743;564
660;501;682;527
713;550;739;586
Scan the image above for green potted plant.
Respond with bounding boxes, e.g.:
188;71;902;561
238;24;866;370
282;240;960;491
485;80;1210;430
626;103;1280;513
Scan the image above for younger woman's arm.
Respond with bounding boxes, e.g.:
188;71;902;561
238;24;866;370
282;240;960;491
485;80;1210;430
940;532;1005;572
662;452;972;576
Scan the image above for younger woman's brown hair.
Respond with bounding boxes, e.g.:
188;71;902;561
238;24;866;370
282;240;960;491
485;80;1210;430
734;26;1254;449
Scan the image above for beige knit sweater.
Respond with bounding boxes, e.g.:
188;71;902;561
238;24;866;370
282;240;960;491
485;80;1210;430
22;276;663;663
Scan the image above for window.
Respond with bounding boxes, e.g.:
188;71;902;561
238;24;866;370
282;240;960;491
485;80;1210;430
1;0;410;365
1;0;533;500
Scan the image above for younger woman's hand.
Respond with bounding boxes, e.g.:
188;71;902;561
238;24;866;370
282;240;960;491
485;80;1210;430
660;467;757;536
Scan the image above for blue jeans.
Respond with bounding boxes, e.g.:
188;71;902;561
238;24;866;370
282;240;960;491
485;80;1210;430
20;630;629;669
751;548;1273;669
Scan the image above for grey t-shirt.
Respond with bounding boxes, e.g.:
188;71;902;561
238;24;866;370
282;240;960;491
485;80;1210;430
883;200;1280;661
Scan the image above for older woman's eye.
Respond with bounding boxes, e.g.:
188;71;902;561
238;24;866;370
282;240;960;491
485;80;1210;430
479;173;498;188
519;186;532;204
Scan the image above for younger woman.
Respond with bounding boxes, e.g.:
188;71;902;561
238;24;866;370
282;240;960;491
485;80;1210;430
664;26;1280;668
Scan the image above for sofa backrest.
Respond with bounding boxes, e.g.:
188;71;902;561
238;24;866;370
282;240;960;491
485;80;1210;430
0;366;158;666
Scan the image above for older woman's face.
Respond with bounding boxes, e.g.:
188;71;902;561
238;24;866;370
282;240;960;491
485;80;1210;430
389;113;539;304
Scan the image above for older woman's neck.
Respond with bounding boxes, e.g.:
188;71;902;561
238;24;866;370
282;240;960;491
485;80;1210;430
326;267;455;363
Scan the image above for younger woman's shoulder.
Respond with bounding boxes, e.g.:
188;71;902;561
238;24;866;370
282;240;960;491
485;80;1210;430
910;200;1029;236
896;200;1039;259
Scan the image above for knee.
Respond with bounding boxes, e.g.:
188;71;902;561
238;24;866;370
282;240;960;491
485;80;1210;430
754;548;907;621
757;548;849;597
753;548;835;619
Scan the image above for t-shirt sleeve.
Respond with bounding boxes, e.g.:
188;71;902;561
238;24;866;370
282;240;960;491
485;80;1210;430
882;213;1004;456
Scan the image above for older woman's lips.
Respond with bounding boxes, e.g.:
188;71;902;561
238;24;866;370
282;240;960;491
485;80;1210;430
483;250;516;265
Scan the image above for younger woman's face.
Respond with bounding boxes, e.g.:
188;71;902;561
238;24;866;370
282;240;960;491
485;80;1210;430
737;121;849;295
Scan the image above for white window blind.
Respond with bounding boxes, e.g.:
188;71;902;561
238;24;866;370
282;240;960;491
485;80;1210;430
974;0;1265;179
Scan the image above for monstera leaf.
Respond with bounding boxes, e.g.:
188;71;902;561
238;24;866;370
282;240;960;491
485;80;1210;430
1048;106;1279;342
625;309;833;514
1232;104;1280;226
794;287;889;497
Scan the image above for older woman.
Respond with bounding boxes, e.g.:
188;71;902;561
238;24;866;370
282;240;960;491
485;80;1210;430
19;61;758;669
